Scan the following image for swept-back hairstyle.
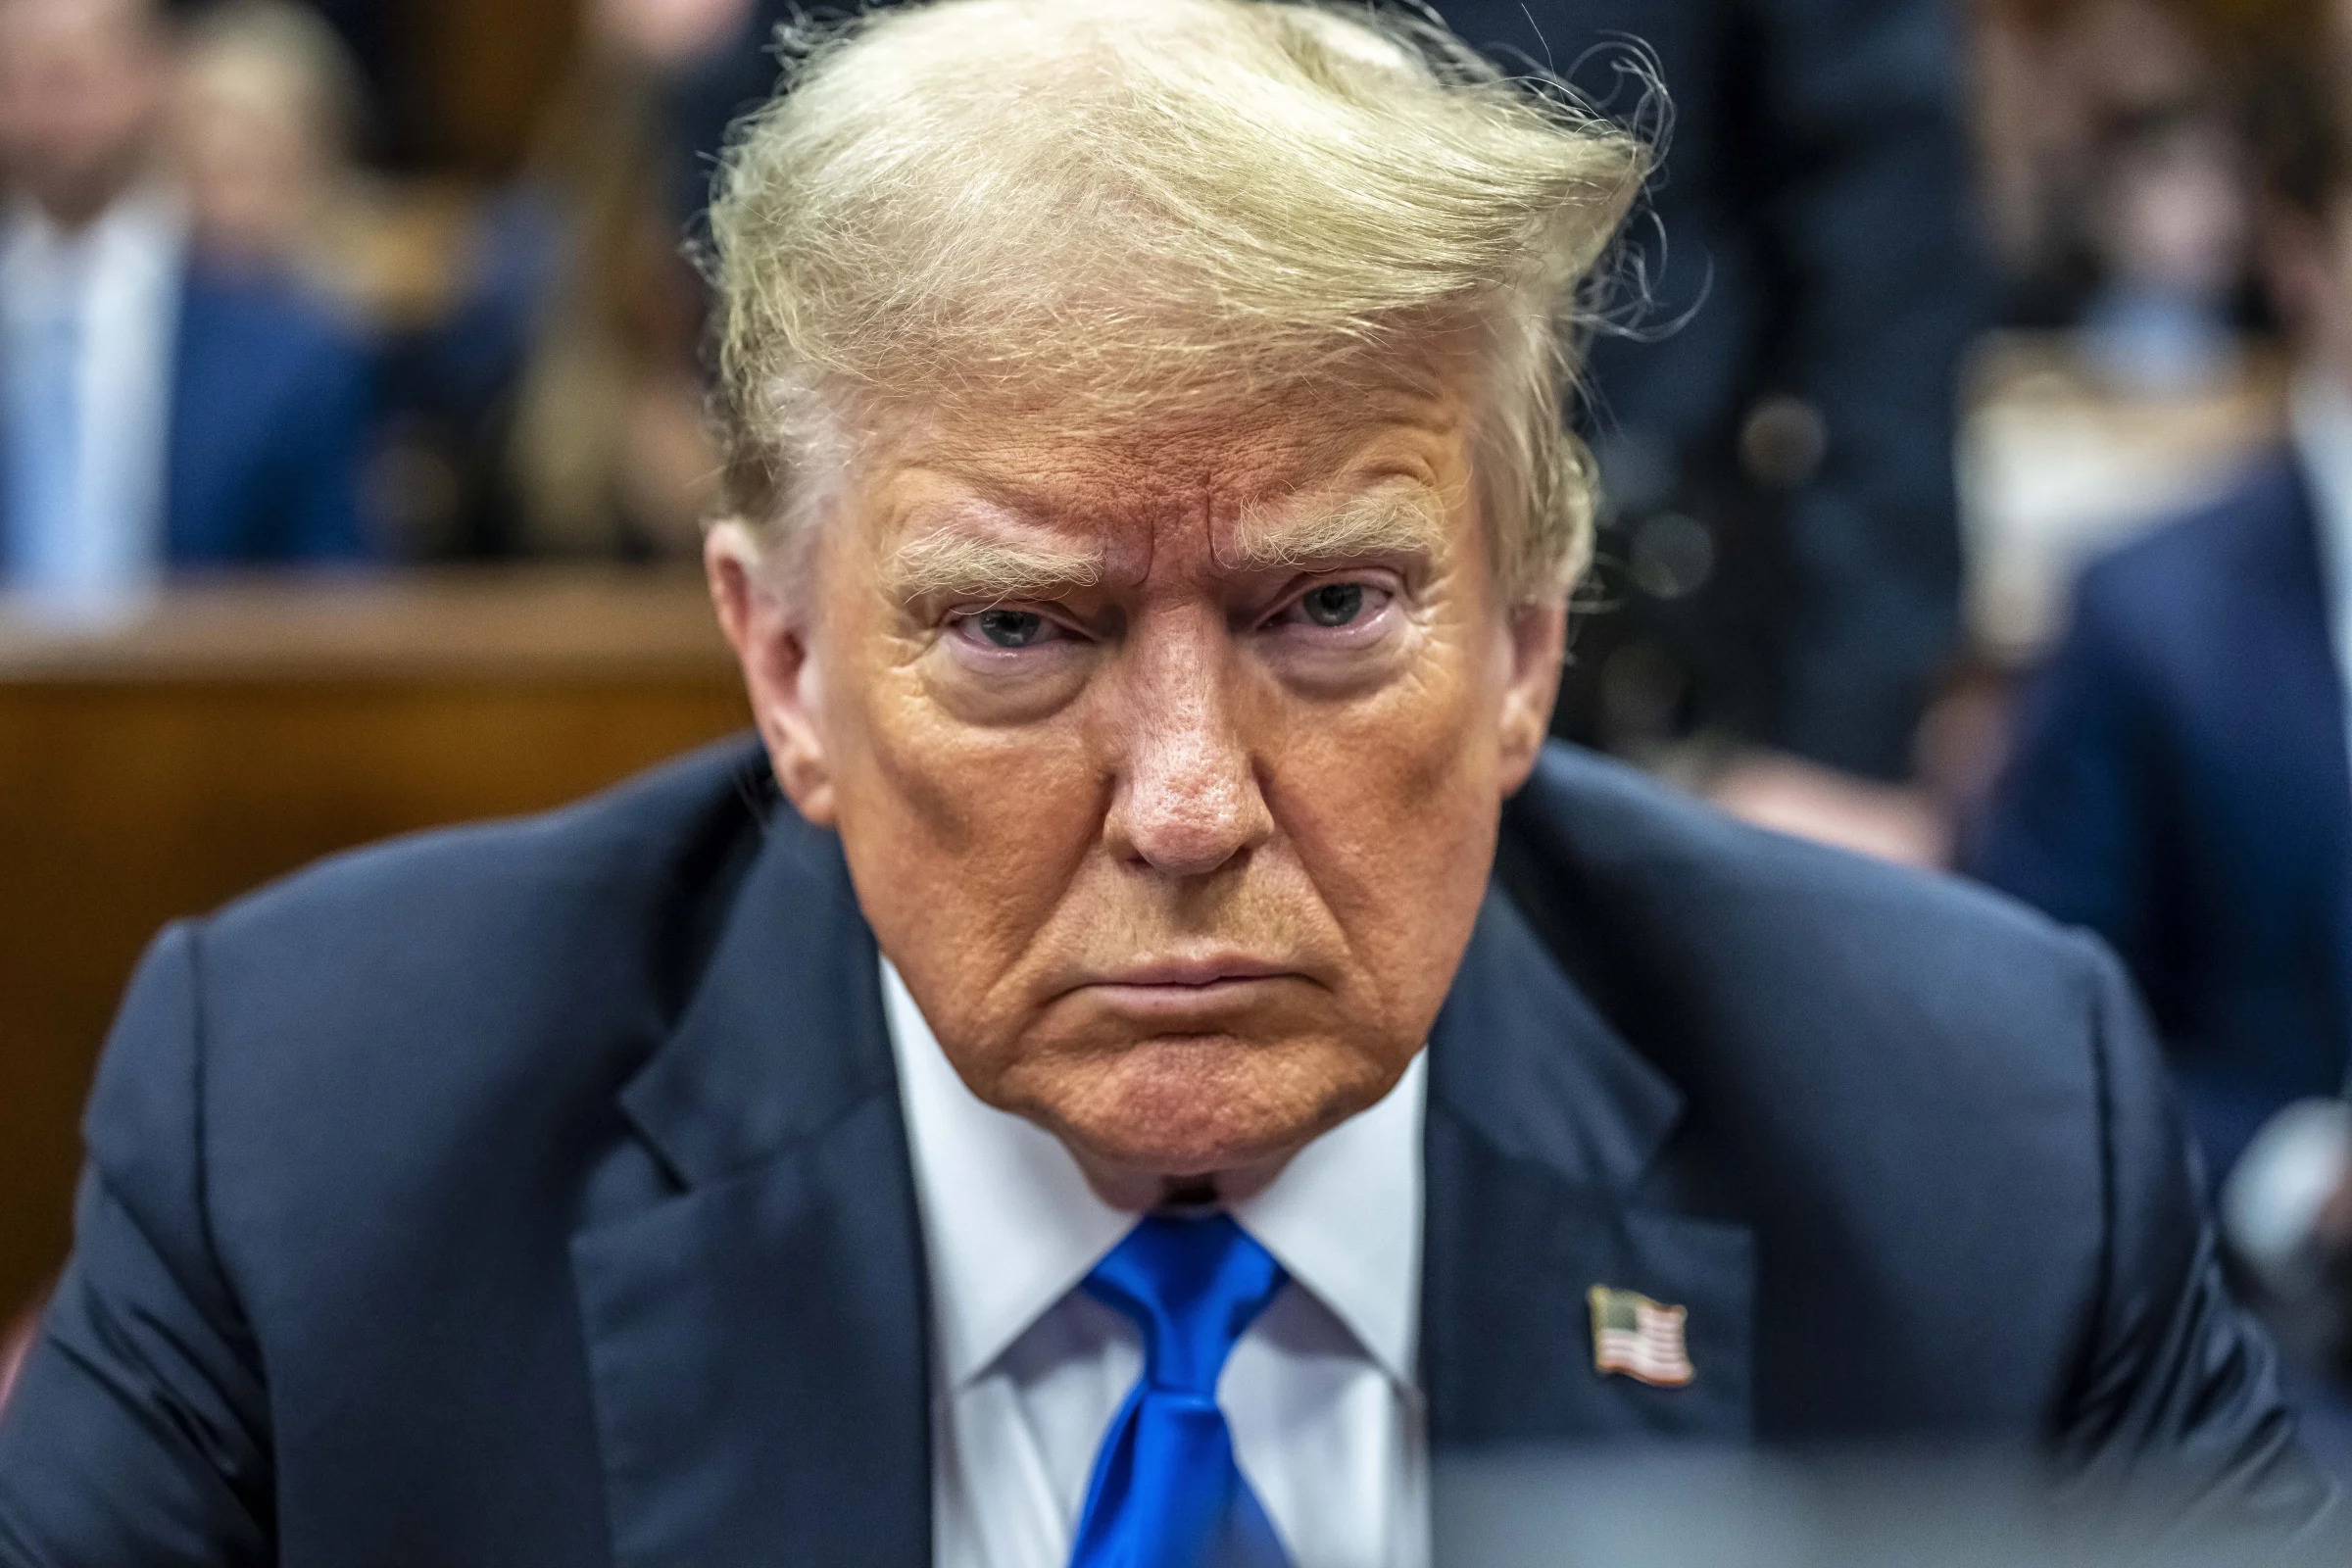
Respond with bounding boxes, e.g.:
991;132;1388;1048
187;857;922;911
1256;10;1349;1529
708;0;1646;604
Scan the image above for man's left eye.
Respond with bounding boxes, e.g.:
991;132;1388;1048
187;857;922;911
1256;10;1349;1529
967;609;1053;648
1299;584;1365;626
1279;582;1389;630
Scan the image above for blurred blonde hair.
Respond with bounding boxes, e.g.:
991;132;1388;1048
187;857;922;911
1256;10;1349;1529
181;0;363;155
708;0;1645;605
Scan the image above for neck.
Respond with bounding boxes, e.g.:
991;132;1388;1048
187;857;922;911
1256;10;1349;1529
25;149;152;235
30;189;118;236
1071;1146;1291;1212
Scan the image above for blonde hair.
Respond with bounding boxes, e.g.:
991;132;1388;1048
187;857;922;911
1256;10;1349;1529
708;0;1645;605
181;0;364;156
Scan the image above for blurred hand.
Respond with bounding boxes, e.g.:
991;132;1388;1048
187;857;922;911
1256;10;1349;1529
2221;1098;2352;1369
1708;752;1951;869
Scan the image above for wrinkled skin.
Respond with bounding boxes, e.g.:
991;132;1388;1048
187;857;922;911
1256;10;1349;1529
710;368;1564;1204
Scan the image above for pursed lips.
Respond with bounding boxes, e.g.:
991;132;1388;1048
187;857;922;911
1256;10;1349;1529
1063;956;1309;1019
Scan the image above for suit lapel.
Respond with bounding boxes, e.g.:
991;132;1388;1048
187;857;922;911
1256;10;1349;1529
571;812;931;1568
1422;888;1754;1445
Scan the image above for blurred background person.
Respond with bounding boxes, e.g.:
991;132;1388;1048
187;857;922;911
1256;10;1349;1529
1982;0;2259;368
1969;43;2352;1197
1966;30;2352;1469
0;0;374;616
1955;0;2286;695
175;0;368;301
2072;97;2253;397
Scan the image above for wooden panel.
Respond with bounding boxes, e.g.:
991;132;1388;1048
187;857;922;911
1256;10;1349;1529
0;571;750;1312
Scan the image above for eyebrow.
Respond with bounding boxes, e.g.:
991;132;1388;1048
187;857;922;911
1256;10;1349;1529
886;528;1106;604
1223;485;1447;575
883;483;1446;603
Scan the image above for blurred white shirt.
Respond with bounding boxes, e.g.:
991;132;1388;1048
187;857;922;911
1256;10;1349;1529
882;959;1429;1568
0;189;182;614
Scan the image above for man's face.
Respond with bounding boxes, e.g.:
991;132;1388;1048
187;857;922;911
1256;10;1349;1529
0;0;167;227
174;71;319;270
713;367;1565;1195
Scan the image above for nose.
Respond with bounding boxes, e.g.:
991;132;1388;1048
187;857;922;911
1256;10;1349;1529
1102;616;1273;878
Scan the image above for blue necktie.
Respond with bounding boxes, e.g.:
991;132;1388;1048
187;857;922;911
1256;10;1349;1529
1070;1212;1293;1568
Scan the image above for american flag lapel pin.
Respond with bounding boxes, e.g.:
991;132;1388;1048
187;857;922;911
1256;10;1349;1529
1588;1285;1694;1389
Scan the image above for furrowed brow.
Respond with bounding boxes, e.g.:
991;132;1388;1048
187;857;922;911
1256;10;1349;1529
1224;487;1447;575
886;529;1105;603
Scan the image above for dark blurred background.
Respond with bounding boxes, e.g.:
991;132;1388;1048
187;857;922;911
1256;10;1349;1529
11;0;2352;1475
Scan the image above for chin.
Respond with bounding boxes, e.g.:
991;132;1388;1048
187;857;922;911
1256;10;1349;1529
1044;1032;1375;1181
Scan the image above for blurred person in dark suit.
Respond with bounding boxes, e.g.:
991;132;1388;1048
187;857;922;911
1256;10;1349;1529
0;4;2334;1562
174;1;369;307
1971;54;2352;1190
0;0;372;610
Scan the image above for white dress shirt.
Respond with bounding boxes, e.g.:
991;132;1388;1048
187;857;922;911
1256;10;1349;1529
881;960;1430;1568
0;189;183;614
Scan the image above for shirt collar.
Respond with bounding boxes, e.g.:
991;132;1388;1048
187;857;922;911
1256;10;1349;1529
882;957;1425;1392
3;187;184;311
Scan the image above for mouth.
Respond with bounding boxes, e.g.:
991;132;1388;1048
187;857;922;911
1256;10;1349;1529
1065;956;1308;1021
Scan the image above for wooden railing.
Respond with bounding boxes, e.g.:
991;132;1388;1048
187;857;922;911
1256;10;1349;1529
0;567;752;1313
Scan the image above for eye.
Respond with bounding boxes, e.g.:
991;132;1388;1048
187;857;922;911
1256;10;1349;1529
966;608;1054;649
1298;583;1365;627
1269;578;1394;634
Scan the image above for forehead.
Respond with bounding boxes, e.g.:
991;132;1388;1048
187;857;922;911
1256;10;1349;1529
858;378;1473;548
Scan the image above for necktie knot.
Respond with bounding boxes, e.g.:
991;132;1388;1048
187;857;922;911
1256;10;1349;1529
1082;1212;1286;1398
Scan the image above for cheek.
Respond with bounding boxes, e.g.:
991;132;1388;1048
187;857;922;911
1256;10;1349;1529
1260;615;1504;991
825;639;1104;1034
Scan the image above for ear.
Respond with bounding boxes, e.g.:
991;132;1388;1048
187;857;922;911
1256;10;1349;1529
1495;599;1568;795
706;520;837;826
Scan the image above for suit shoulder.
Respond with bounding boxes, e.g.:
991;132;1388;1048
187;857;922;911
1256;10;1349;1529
1505;743;2107;1015
1503;745;2126;1278
184;734;778;1061
180;270;370;375
184;266;356;334
2072;457;2302;627
136;735;796;1226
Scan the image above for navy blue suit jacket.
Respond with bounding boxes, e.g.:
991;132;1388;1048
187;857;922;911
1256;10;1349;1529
0;265;372;572
1972;459;2352;1181
0;737;2335;1562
